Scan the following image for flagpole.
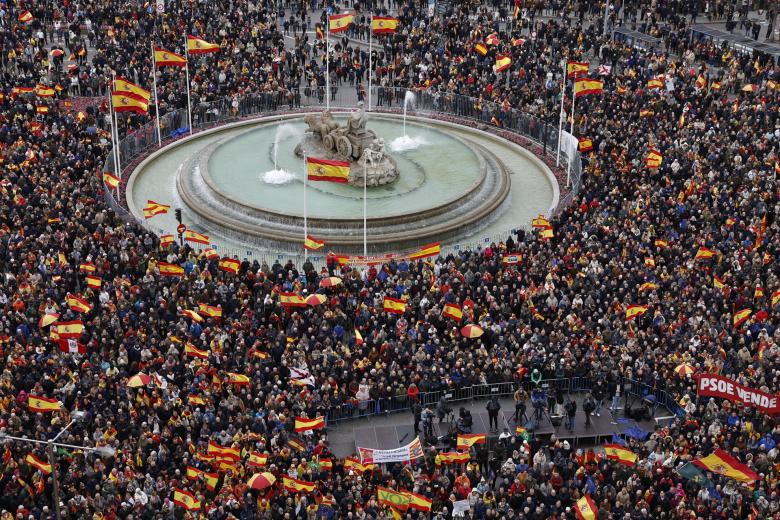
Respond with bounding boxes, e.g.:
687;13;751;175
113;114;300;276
568;76;577;188
557;60;566;167
151;43;162;147
326;21;330;110
109;74;122;197
368;16;372;112
303;153;308;262
363;153;367;257
184;34;193;135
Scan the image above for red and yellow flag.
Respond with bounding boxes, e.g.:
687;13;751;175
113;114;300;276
85;275;102;289
574;78;604;97
474;43;488;56
28;395;61;413
218;257;240;274
66;293;92;314
714;275;725;290
437;451;470;464
625;304;647;321
279;292;307;307
36;84;56;97
329;13;354;33
603;444;638;466
283;476;316;493
456;434;487;451
645;148;663;169
578;137;593;152
307;157;350;183
733;308;752;328
113;76;151;101
160;234;175;247
207;442;240;461
377;487;410;511
694;247;716;260
198;303;222;318
344;457;374;473
304;235;325;251
771;288;780;307
502;253;522;265
103;172;120;189
111;91;149;114
695;74;707;89
184;230;209;245
53;321;84;339
693;449;758;484
294;416;326;432
143;200;170;219
224;372;250;385
247;452;268;467
25;453;52;475
158;262;185;277
442;303;463;321
647;78;664;90
172;489;201;511
187;35;220;54
567;61;589;78
383;296;406;315
372;16;399;34
154;47;187;67
574;495;598;520
495;54;512;72
18;10;33;23
184;343;209;360
405;491;432;512
186;466;218;490
409;242;441;260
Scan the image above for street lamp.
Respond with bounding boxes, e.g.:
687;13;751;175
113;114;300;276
0;415;116;520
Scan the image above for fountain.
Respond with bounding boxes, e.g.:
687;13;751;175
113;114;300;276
389;91;427;152
261;124;301;185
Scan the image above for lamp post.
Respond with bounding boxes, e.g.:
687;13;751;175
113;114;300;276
0;413;116;520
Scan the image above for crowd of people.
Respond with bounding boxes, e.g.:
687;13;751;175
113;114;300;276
1;0;779;518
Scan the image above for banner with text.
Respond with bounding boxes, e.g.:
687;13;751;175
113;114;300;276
696;374;779;415
358;437;424;464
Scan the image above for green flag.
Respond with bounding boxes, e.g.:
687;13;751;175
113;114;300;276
677;462;713;488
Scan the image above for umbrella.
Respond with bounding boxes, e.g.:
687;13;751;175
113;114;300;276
127;373;152;387
306;294;327;306
460;325;484;338
674;363;695;377
319;277;342;289
50;49;64;57
247;472;276;490
39;313;59;328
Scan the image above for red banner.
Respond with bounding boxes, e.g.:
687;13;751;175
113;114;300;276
696;374;779;415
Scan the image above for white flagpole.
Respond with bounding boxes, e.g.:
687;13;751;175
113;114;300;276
303;153;308;261
363;154;367;257
184;34;193;135
326;21;330;110
151;44;162;147
107;86;120;200
568;77;577;188
556;60;566;167
368;16;372;111
109;74;122;193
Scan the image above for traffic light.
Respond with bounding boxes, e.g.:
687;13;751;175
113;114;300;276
175;208;182;224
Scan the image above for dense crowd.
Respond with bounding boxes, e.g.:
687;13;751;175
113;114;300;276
1;0;780;518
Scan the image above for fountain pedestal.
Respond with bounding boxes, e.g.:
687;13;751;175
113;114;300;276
293;106;400;187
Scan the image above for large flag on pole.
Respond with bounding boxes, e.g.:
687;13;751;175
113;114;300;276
307;157;350;183
372;16;399;34
111;92;149;114
154;48;187;67
574;78;604;97
187;35;220;54
329;13;354;33
113;77;151;100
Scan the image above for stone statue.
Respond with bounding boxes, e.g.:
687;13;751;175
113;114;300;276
348;102;369;133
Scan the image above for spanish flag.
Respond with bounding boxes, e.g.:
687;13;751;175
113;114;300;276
158;262;185;277
18;10;33;23
539;227;554;239
103;172;120;189
184;343;209;360
406;491;432;512
28;395;61;413
36;85;56;97
625;304;647;321
713;275;725;290
329;13;354;33
36;105;50;114
474;43;488;56
603;444;638;466
307;157;350;183
66;293;92;314
294;416;326;432
315;24;325;39
218;257;240;274
574;495;598;520
53;321;84;339
645;148;663;168
442;303;463;321
186;466;218;490
695;74;707;89
372;16;399;34
279;292;307;307
85;276;102;289
187;395;206;406
198;303;222;318
639;109;655;118
694;247;716;260
304;235;325;251
224;372;250;385
344;457;374;473
377;487;410;511
207;442;240;461
355;328;364;345
495;55;512;72
187;35;220;54
180;309;202;322
574;78;604;97
287;436;306;452
283;476;316;493
693;449;758;484
644;257;655;268
143;200;170;219
25;453;52;475
437;451;470;464
247;452;268;467
456;434;487;450
160;234;175;247
184;230;209;245
383;296;406;315
113;76;151;101
409;242;441;260
532;215;550;228
647;78;664;90
638;282;658;292
154;47;187;67
733;308;752;328
578;137;593;152
318;458;333;470
172;489;201;511
771;288;780;307
567;61;589;78
111;91;149;114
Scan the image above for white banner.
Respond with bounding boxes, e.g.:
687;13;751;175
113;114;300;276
358;437;423;464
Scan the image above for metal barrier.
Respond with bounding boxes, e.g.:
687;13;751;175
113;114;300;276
324;376;685;424
101;86;583;262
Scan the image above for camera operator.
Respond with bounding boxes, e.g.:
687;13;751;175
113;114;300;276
421;405;435;438
436;396;451;424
